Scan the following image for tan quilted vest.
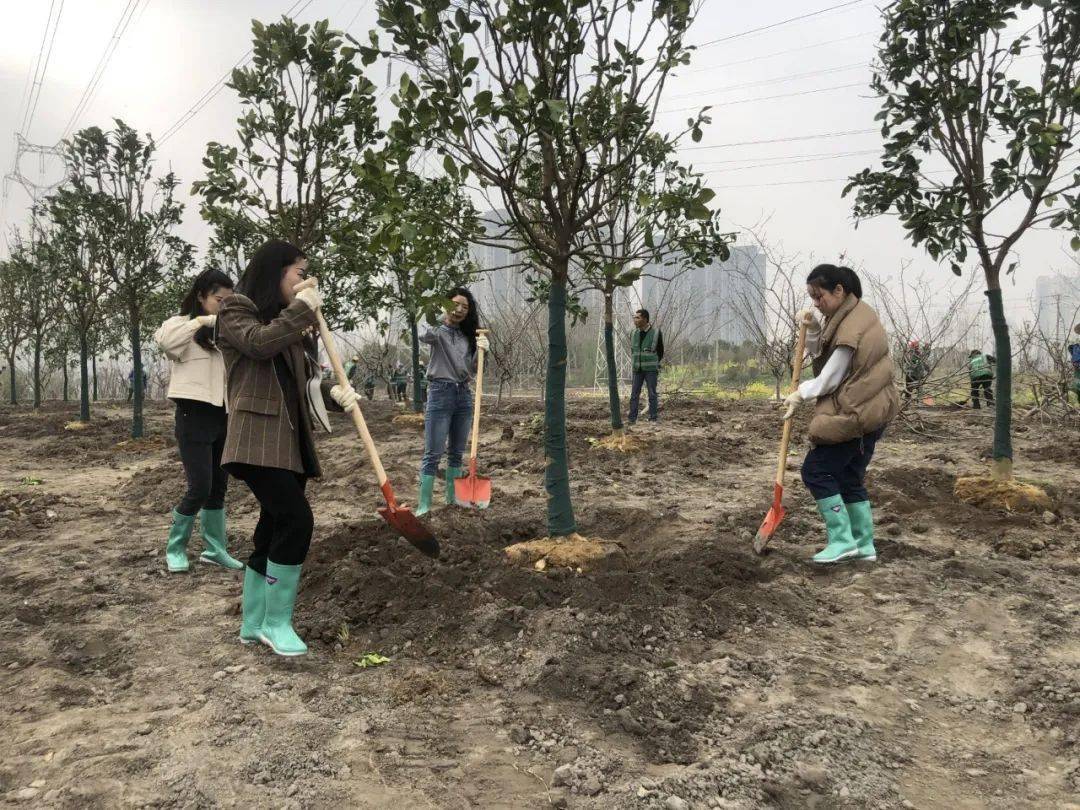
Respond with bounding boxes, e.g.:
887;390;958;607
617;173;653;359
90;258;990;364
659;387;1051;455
809;294;899;445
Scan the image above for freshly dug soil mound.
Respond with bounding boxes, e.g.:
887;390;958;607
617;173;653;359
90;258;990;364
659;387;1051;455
391;412;426;427
589;432;644;452
504;534;628;571
954;476;1053;513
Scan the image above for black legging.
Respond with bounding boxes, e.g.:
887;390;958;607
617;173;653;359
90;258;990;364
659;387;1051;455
226;463;312;574
174;400;228;515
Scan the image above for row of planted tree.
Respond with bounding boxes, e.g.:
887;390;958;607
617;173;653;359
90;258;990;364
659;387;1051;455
2;0;1079;535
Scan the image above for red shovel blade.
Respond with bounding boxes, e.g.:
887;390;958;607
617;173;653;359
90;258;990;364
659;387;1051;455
752;483;786;555
378;481;440;558
454;473;492;509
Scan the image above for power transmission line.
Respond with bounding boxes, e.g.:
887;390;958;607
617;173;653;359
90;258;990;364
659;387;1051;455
20;0;65;137
678;31;875;77
692;147;880;168
695;0;870;50
663;81;866;114
698;149;880;173
667;61;868;102
680;128;878;151
62;0;142;140
159;0;316;145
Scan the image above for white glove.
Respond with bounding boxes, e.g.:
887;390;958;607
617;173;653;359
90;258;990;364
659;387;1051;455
476;333;490;352
193;314;216;328
295;282;322;311
782;390;805;421
795;309;820;332
330;384;360;413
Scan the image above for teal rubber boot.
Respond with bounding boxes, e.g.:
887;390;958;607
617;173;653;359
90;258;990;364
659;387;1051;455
846;500;877;562
812;494;859;564
258;562;307;656
239;566;266;644
416;474;436;517
445;466;463;505
165;510;195;572
198;509;244;570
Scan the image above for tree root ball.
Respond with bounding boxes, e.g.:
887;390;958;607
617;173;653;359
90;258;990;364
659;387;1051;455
504;533;629;572
392;412;426;427
589;432;644;452
954;476;1053;513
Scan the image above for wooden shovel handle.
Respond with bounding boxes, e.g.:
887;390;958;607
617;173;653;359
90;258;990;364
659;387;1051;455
468;329;488;463
314;309;389;488
775;320;810;487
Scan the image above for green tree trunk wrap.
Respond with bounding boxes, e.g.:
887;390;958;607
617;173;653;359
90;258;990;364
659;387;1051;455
986;287;1012;463
544;274;576;536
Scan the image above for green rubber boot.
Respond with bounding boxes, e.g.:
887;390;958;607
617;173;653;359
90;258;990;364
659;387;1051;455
198;509;244;570
258;562;307;656
445;466;463;505
416;474;436;517
165;510;195;572
239;566;266;644
846;500;877;562
812;494;859;564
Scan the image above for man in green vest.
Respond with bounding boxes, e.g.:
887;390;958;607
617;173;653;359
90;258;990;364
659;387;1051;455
968;349;994;409
628;308;664;424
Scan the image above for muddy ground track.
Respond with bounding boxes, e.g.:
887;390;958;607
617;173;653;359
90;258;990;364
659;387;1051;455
0;398;1077;808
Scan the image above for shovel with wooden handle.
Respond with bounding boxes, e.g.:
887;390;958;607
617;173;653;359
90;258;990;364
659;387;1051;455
753;319;809;555
314;309;439;558
454;329;492;509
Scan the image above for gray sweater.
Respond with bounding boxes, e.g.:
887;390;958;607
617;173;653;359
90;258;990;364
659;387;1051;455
420;323;476;383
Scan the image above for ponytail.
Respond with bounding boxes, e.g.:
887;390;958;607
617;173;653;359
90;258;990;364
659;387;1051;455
806;264;861;299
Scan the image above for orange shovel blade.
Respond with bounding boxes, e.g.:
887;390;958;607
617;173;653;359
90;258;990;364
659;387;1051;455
377;481;439;558
752;483;786;554
454;473;492;509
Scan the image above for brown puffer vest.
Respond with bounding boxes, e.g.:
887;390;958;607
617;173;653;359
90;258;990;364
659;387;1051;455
809;294;899;445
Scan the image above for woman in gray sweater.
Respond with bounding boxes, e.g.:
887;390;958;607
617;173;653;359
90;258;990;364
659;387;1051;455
416;286;489;514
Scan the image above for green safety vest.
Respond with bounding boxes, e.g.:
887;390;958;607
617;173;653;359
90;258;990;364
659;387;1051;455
969;353;992;380
632;327;660;372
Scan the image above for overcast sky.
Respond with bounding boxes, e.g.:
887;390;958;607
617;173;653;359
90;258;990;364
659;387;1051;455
1;0;1076;326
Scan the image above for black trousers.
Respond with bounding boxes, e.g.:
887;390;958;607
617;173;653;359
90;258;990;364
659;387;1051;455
970;378;994;408
226;463;312;573
801;427;885;503
174;400;228;515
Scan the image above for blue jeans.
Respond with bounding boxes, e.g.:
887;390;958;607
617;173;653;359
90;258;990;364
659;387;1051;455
801;427;885;503
628;370;659;422
421;379;473;476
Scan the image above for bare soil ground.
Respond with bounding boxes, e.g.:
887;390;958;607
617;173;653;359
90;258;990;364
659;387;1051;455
0;396;1077;809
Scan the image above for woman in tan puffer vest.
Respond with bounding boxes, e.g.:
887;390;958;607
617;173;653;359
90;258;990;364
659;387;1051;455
782;265;899;564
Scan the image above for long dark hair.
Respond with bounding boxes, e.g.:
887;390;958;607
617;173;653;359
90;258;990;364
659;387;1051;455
806;264;862;299
236;240;307;323
179;268;234;351
447;286;479;354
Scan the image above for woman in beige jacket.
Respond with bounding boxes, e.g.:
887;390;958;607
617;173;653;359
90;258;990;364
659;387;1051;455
154;268;244;574
782;265;899;564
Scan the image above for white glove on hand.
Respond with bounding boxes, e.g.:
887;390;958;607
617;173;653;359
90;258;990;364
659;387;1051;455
193;314;216;328
795;309;820;332
330;384;360;413
294;281;321;311
782;390;805;421
476;333;490;352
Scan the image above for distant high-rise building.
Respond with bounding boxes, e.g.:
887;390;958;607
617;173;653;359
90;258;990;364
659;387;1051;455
468;212;767;348
632;245;766;347
1035;273;1080;339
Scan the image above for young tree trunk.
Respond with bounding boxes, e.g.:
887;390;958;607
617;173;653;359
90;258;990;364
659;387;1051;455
984;283;1012;480
62;356;69;402
92;354;98;402
79;333;91;422
33;334;42;408
409;315;422;414
7;352;16;404
544;270;576;536
130;317;144;439
603;290;623;432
